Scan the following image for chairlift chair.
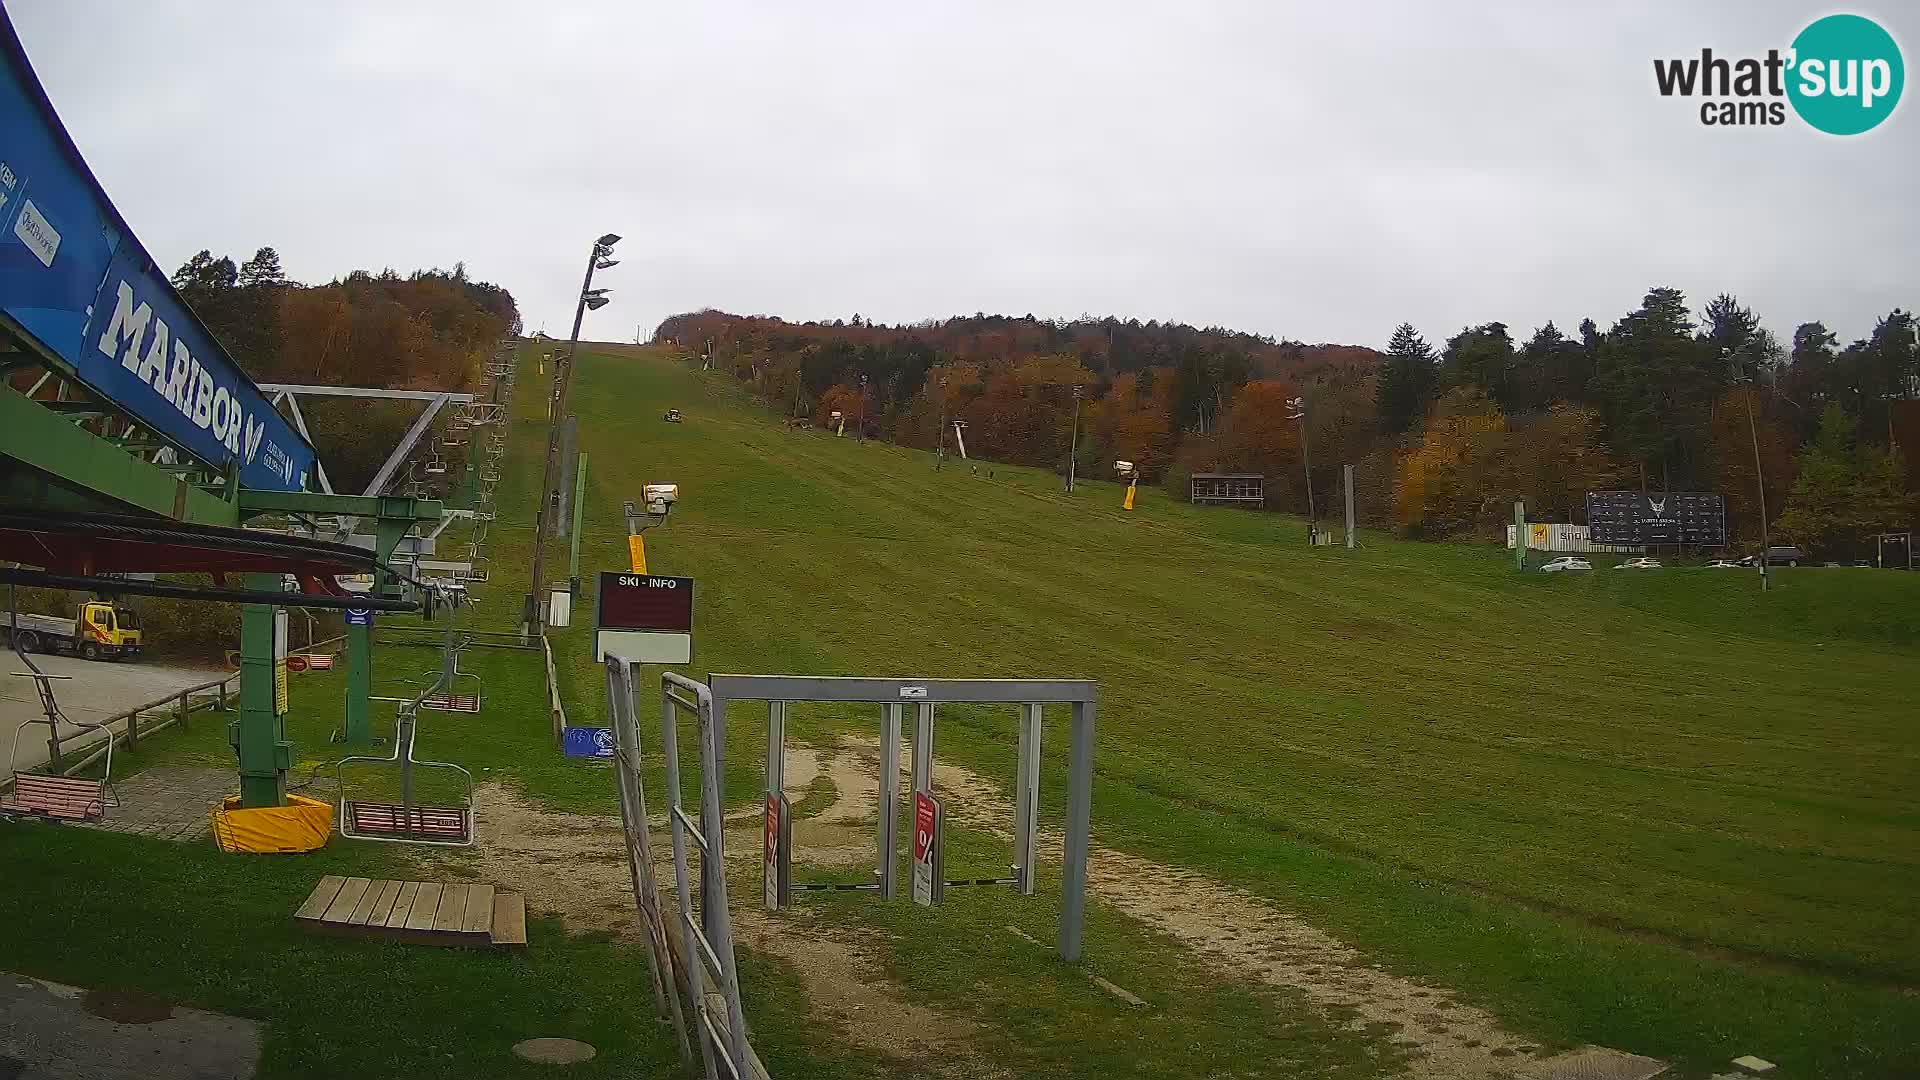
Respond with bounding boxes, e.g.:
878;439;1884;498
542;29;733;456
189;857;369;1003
334;700;474;845
420;631;482;714
334;611;474;846
0;672;118;823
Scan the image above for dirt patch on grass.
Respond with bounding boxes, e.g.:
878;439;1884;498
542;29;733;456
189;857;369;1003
798;736;1656;1080
417;780;1001;1077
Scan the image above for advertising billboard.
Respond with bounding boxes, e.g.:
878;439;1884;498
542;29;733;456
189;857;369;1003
1586;491;1727;545
0;17;313;492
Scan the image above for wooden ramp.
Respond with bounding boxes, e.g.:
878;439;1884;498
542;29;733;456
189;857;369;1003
294;876;526;949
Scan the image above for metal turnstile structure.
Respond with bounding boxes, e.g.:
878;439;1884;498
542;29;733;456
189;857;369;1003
719;674;1098;963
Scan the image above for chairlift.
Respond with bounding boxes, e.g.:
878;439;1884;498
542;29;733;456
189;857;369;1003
335;611;474;846
1;670;118;822
420;631;482;714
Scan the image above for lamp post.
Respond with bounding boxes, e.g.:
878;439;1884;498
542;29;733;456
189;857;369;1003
1066;385;1083;493
524;232;620;636
1287;395;1316;544
1733;350;1770;593
857;373;868;444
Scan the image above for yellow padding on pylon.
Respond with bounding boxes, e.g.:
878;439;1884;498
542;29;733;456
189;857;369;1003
210;794;332;853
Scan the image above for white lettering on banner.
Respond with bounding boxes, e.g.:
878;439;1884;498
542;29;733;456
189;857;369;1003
192;367;214;427
87;277;286;474
14;199;60;267
210;386;230;440
135;319;170;387
161;340;192;409
99;281;153;371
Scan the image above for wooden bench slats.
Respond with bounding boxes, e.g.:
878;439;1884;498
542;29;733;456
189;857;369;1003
346;879;395;926
432;884;471;933
294;875;347;921
403;883;443;931
321;877;372;924
383;882;422;929
462;885;496;934
1;774;107;821
294;878;523;950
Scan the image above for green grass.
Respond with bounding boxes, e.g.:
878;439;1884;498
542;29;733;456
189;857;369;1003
7;341;1917;1079
508;344;1919;1078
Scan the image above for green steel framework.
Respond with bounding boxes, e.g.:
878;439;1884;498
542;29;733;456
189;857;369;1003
0;318;465;808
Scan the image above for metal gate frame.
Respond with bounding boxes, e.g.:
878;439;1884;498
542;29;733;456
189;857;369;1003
659;671;754;1080
709;674;1098;963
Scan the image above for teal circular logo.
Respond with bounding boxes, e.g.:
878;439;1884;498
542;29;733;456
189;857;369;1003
1788;14;1904;135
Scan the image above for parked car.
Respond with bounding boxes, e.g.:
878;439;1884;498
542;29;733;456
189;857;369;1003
1540;556;1592;573
1616;557;1662;570
1737;546;1808;567
1705;559;1741;568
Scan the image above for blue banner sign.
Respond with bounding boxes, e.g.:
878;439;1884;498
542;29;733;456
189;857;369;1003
0;16;313;492
343;608;373;627
561;726;616;760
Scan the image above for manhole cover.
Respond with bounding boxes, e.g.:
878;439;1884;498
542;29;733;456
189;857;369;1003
512;1038;597;1065
1538;1048;1669;1080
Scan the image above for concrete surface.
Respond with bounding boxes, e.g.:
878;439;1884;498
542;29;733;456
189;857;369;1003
85;766;240;842
0;653;219;777
0;972;259;1080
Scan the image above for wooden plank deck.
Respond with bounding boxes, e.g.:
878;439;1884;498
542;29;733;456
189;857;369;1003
294;878;525;949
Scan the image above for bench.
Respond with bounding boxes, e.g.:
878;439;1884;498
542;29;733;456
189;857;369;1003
0;773;107;822
346;802;470;843
421;693;480;714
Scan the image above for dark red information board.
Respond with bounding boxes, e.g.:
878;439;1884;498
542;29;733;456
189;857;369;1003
596;572;693;632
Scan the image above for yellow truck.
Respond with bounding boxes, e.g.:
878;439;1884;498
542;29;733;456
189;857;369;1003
2;601;144;661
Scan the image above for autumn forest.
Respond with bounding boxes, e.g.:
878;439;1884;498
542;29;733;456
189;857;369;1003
657;295;1920;555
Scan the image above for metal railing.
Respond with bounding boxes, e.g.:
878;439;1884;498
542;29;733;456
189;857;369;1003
604;656;766;1079
543;632;566;746
0;671;240;790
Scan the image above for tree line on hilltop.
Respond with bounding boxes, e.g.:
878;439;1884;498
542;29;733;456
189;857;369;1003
656;296;1919;554
170;246;520;490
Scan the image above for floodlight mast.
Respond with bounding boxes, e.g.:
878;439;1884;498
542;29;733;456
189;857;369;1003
1287;396;1316;544
525;232;620;635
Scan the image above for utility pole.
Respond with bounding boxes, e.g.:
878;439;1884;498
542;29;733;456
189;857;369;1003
524;232;620;636
1287;396;1316;544
857;374;868;443
935;375;948;470
1066;385;1083;493
1343;463;1356;548
1743;384;1771;593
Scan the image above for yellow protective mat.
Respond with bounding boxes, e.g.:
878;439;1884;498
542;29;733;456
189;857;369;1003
210;794;333;853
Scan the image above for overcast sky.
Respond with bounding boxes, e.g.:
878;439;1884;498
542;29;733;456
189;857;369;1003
11;2;1916;350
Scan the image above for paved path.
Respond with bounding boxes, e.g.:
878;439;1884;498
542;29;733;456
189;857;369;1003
0;972;259;1079
0;653;219;777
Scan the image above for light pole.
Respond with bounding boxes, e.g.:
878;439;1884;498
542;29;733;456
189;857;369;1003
1066;385;1083;493
524;232;620;635
1287;395;1316;544
857;373;868;443
935;375;948;469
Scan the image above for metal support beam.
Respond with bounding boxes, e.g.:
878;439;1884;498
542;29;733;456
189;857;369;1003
257;384;475;403
363;394;449;497
911;702;934;797
238;490;442;524
275;391;333;496
1013;703;1042;895
567;452;588;595
879;702;902;900
0;383;238;525
232;572;289;808
1059;698;1096;963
